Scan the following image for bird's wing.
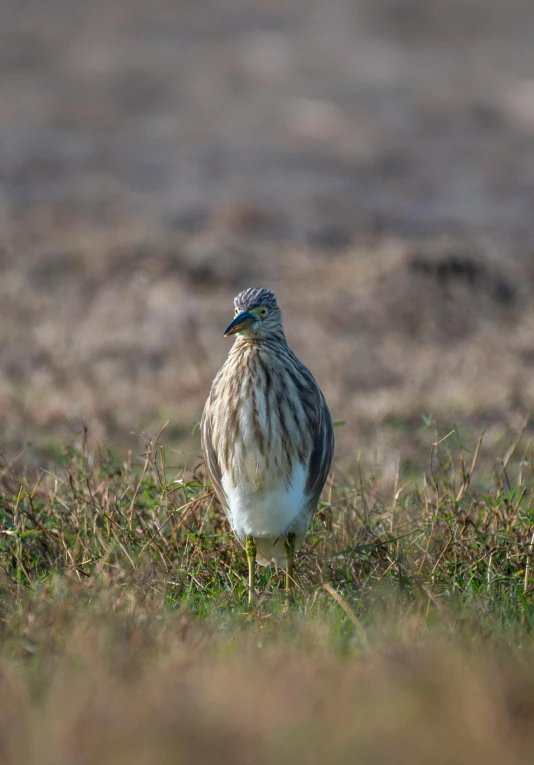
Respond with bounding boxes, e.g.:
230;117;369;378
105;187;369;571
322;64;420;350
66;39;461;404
301;368;335;516
200;401;228;513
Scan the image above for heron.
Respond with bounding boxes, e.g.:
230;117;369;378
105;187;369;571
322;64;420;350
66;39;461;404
201;288;334;603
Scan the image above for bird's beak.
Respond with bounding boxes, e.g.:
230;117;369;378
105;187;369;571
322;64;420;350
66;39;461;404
224;310;256;336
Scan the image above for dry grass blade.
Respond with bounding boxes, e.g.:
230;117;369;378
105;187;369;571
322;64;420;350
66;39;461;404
323;583;368;643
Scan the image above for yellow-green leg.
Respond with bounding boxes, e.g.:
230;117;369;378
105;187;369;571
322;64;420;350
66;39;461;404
246;536;256;605
284;532;296;601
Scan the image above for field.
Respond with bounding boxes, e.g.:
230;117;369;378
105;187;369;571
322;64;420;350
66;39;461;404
0;429;533;763
2;0;534;762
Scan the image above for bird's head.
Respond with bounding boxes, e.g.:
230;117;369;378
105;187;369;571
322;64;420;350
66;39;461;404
224;288;283;340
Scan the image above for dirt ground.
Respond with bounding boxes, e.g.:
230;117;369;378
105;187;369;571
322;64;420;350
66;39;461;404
1;0;534;469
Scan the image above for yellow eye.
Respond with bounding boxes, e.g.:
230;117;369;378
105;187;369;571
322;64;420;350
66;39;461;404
234;307;239;316
259;307;267;317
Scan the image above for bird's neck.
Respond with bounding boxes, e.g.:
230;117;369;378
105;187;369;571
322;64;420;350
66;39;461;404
232;330;288;352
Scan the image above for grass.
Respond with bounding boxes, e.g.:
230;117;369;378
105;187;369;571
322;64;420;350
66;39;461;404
0;426;534;763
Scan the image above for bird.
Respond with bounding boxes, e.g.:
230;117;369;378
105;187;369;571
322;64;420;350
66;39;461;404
201;287;334;603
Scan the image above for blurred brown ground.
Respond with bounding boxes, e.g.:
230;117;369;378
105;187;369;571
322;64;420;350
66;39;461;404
4;587;534;765
4;609;534;765
1;0;534;468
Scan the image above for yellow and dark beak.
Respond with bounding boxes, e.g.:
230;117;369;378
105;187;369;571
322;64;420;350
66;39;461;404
224;310;256;336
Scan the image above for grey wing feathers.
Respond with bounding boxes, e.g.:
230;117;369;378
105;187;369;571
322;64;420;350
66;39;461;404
303;382;335;517
200;402;228;513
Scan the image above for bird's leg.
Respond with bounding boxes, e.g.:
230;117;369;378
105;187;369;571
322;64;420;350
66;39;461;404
284;532;296;602
245;536;256;605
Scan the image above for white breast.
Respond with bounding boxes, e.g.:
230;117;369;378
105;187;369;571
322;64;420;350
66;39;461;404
222;462;307;543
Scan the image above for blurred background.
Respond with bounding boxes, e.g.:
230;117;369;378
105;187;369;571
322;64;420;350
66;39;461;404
1;0;534;470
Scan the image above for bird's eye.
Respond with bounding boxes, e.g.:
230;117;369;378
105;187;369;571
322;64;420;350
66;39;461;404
259;308;267;317
234;307;239;316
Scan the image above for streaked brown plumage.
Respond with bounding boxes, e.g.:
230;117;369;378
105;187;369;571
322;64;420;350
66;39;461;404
201;287;334;601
